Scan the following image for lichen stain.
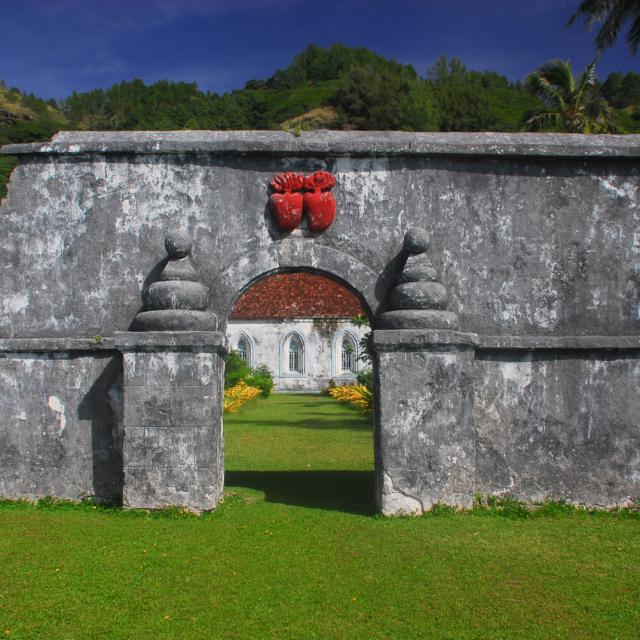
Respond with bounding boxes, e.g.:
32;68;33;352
599;177;637;205
47;395;66;434
500;358;534;399
334;157;390;220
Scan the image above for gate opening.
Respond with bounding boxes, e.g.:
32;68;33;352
223;270;375;514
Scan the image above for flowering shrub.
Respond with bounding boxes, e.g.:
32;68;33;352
328;384;372;414
225;351;274;397
224;381;262;413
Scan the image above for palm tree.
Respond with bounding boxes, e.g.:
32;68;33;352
569;0;640;55
523;59;621;133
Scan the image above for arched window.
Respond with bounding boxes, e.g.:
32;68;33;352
237;338;249;363
287;334;304;374
233;333;253;367
340;334;357;373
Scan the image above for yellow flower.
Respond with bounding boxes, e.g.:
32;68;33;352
328;385;372;414
224;382;261;413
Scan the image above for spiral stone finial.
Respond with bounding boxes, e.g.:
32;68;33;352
132;232;218;331
377;228;459;330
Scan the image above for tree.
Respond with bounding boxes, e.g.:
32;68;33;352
427;57;495;131
621;71;640;104
569;0;640;55
334;65;438;131
602;71;626;105
523;59;620;133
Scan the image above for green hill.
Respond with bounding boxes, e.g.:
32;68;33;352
1;44;639;199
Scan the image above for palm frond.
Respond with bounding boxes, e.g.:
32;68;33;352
595;0;633;50
525;72;563;109
568;0;612;27
535;60;576;94
523;111;563;132
628;7;640;53
569;0;640;55
522;57;622;133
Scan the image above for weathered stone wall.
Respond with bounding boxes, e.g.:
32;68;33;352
475;346;640;505
1;131;638;512
0;340;122;503
1;132;638;339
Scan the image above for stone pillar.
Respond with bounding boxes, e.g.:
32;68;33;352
115;231;225;512
115;332;226;512
374;229;477;515
373;330;477;515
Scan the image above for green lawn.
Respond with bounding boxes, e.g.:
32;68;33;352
1;394;638;639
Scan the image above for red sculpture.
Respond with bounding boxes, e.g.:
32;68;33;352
268;170;337;232
303;171;336;232
269;172;305;231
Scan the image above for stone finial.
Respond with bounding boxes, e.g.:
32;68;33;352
377;228;460;330
132;231;218;331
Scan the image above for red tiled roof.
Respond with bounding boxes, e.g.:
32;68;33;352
230;272;366;319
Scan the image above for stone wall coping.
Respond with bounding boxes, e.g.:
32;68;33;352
1;333;638;353
373;330;480;350
0;337;116;352
3;130;640;159
476;334;640;350
373;331;640;352
114;331;227;353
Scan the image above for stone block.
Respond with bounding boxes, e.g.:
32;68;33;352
123;426;221;470
122;384;219;428
122;466;221;512
0;351;122;503
123;351;219;387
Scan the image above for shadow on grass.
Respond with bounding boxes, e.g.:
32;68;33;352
230;416;372;431
225;470;376;515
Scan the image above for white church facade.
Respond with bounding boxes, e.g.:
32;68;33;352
226;273;369;392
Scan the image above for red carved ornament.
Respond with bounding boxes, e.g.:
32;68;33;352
269;172;305;231
268;170;336;232
303;171;336;233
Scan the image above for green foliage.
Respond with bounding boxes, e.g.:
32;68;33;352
224;350;251;388
224;350;274;397
0;117;60;145
0;155;18;200
473;494;533;518
569;0;640;55
334;65;438;131
356;368;373;391
621;71;640;104
427;503;458;516
427;57;496;131
523;58;620;133
244;364;274;398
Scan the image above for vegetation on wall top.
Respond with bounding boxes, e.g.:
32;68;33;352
1;43;639;198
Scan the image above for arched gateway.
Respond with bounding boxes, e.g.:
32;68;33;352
1;131;639;515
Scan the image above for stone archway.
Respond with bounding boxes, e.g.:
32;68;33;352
115;229;478;516
221;259;379;505
210;238;382;327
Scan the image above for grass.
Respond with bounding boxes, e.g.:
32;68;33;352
0;156;18;201
1;394;639;639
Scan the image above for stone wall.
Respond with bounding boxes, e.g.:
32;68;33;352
1;131;638;512
0;339;122;503
474;344;640;505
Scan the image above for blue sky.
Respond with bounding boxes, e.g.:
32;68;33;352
2;0;638;100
